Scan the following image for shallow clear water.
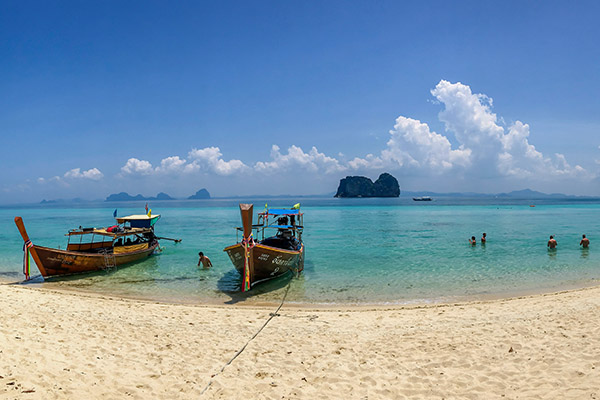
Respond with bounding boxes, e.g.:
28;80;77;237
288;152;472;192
1;198;599;304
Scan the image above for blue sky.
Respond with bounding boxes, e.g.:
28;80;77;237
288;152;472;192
1;1;599;203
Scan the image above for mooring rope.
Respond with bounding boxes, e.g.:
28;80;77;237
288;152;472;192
199;283;291;396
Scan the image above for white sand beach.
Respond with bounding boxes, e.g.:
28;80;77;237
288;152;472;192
1;283;599;399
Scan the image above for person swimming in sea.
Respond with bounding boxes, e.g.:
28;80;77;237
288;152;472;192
547;235;557;249
469;236;476;245
580;234;590;248
481;233;487;244
198;252;213;268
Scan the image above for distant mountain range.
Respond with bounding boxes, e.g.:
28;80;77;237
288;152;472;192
40;197;87;204
105;192;176;201
37;188;598;204
103;189;212;202
403;189;592;199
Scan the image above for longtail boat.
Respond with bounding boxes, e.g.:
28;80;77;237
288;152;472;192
412;196;432;201
224;203;304;291
14;213;162;279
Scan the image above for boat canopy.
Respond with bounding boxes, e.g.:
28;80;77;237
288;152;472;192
233;203;304;243
116;214;161;228
263;209;300;216
67;227;152;238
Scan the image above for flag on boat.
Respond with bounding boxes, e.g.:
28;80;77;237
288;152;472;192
145;203;148;213
113;209;117;218
292;203;300;210
147;209;151;217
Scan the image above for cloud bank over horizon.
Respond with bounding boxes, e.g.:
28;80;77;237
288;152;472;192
10;80;599;201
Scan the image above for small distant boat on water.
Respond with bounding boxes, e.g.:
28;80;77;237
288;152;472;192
14;212;164;279
224;203;305;291
413;196;432;201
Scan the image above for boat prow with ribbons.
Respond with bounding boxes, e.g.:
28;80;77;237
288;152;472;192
15;212;162;279
224;203;305;291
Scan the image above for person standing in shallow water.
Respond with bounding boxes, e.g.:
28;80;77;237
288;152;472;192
547;235;557;249
198;252;213;268
481;233;487;244
580;234;590;248
469;236;476;245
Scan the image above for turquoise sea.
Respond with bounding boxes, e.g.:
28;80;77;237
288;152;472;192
1;198;599;305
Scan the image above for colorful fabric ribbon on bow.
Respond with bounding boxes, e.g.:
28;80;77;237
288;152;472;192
241;233;255;292
22;239;33;280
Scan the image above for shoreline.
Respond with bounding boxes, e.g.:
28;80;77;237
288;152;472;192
5;277;600;313
3;278;600;311
2;282;599;398
2;274;600;309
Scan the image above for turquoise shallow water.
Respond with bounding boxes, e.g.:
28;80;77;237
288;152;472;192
1;198;599;304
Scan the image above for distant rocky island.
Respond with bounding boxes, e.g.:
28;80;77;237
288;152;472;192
40;198;86;204
104;189;211;202
403;188;588;200
188;188;210;200
334;173;400;198
105;192;175;202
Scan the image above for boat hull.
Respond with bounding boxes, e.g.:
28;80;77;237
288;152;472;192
224;243;304;287
32;242;158;277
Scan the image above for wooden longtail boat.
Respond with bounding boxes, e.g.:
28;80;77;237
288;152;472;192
14;214;161;279
224;203;304;291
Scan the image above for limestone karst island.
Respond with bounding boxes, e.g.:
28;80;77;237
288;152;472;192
334;173;400;198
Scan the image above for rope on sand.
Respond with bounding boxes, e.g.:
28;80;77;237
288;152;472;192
200;283;291;396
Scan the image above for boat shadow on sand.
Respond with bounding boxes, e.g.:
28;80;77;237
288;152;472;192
217;268;296;304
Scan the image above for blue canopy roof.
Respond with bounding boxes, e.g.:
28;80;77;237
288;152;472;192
266;208;300;216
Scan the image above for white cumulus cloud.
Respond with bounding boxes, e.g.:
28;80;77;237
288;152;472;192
120;158;154;175
119;147;247;178
187;147;247;175
255;145;346;174
432;80;505;155
349;79;587;182
155;156;188;174
381;116;471;171
348;154;385;170
64;167;104;180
